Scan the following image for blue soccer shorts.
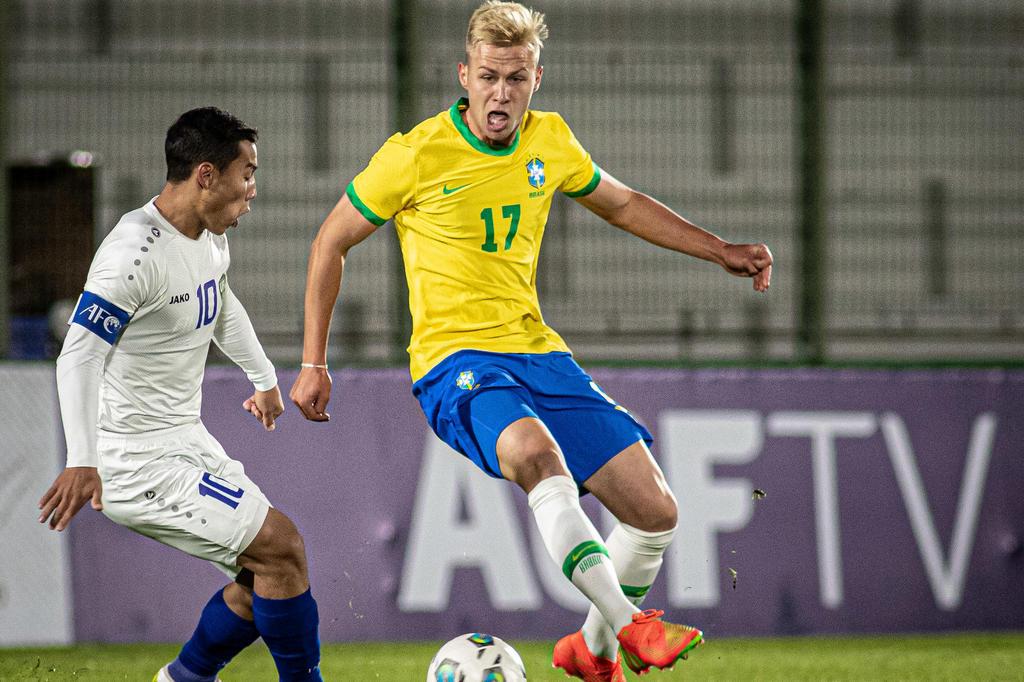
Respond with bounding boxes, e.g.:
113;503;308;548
412;350;653;485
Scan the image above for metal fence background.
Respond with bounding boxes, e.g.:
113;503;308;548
3;0;1022;365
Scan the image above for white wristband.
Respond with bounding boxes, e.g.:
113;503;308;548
301;363;328;369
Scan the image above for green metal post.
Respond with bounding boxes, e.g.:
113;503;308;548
796;0;826;363
390;0;417;363
925;178;947;297
0;2;10;357
307;56;331;173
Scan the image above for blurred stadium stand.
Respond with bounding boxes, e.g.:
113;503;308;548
2;0;1021;364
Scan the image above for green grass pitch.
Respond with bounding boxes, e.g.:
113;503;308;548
1;632;1022;681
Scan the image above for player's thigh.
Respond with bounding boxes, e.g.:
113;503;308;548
528;354;654;485
583;440;678;532
452;385;570;488
415;350;588;483
98;436;270;576
415;351;546;479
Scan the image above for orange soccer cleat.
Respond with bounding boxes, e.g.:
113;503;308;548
552;630;627;682
616;609;704;675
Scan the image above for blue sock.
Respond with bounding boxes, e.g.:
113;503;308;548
252;588;323;682
170;586;259;681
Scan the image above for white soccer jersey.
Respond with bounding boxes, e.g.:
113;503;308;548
58;198;275;465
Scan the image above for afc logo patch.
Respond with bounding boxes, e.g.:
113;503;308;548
72;291;131;344
526;158;545;189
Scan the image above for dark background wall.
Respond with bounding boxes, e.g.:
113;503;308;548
2;0;1021;364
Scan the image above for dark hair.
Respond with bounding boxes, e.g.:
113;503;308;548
164;107;258;182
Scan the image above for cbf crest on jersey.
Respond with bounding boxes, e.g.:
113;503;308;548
526;158;545;188
456;370;476;391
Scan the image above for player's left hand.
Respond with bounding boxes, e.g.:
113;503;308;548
721;242;773;292
38;466;103;531
244;385;285;431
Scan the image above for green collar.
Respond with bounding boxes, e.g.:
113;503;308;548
449;97;521;156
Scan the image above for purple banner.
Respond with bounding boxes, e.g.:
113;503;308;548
70;368;1024;642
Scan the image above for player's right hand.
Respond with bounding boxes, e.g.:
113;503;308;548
38;466;103;532
245;385;285;431
289;366;332;422
721;242;773;292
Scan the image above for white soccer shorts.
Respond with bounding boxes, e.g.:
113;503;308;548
96;421;271;578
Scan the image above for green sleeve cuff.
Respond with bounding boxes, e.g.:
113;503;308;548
346;182;388;226
563;164;602;198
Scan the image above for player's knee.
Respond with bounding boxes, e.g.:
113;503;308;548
496;420;568;489
503;443;565;489
524;449;564;483
622;489;679;532
271;523;308;577
637;492;678;532
250;509;308;579
655;496;678;531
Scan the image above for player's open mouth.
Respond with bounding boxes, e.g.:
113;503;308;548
486;111;509;132
230;207;249;229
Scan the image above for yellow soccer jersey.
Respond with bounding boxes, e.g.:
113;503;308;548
348;97;602;381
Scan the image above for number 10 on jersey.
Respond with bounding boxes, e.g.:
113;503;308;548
195;279;218;329
481;204;521;252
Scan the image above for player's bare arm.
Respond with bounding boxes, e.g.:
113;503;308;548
243;385;285;431
38;466;103;531
289;194;378;422
576;171;773;292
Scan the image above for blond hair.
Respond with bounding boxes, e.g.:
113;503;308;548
465;1;549;58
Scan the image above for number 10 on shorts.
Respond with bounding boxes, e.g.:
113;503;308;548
198;472;245;509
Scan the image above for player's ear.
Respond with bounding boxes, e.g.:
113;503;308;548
196;162;215;190
533;64;543;93
457;61;469;89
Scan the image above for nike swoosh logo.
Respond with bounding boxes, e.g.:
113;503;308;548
442;183;470;195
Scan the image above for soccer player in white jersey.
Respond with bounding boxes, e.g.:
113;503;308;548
37;108;323;682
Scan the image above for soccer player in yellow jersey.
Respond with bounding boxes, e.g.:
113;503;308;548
292;2;772;679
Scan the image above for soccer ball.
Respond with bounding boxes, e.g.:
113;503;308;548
426;632;527;682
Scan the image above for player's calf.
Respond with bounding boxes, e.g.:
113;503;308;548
252;588;323;681
238;508;323;681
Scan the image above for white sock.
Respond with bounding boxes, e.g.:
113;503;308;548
580;522;676;659
527;476;638;633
